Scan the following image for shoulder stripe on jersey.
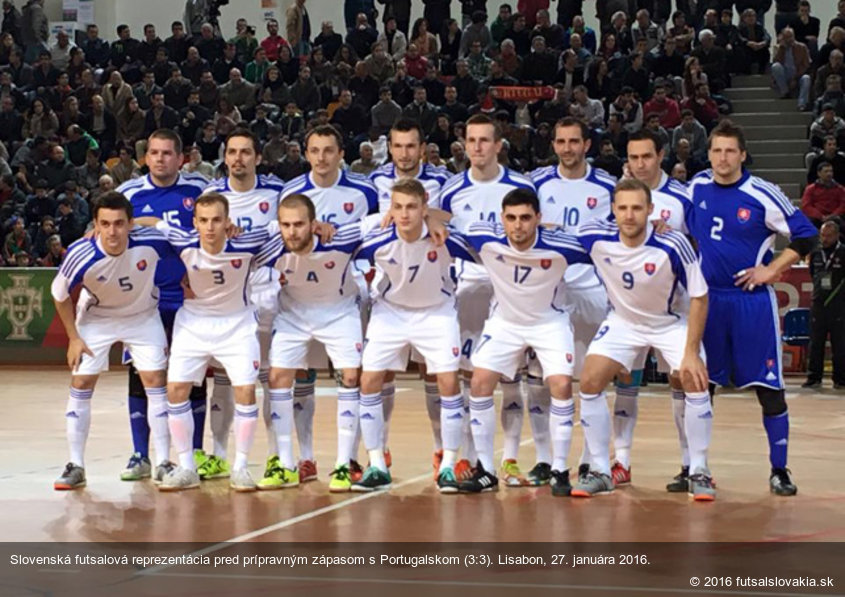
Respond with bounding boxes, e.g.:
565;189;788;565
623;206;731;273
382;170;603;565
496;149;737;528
60;242;96;279
543;230;588;252
655;232;696;264
750;179;796;216
254;234;284;265
578;220;617;234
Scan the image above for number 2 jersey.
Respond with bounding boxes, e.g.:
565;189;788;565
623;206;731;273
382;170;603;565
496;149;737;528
687;169;817;292
117;173;209;308
50;227;174;319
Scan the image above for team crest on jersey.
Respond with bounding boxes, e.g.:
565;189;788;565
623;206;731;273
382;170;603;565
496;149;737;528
767;359;775;369
325;261;336;269
427;250;438;262
136;259;147;271
343;202;354;214
253;361;259;370
644;263;656;275
660;209;671;221
452;346;460;357
182;197;195;211
737;207;751;222
540;259;552;270
355;342;363;353
259;201;269;214
566;353;573;363
231;259;243;269
586;197;598;209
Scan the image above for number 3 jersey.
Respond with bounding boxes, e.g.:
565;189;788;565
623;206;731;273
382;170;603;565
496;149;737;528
575;220;708;328
154;222;279;317
50;227;174;319
463;222;590;325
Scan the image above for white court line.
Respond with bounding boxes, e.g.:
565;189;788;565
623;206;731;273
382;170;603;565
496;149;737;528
139;438;538;576
147;572;845;597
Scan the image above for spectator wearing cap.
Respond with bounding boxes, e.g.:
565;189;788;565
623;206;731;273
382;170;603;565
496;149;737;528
802;160;845;227
808;136;845;185
810;104;845;149
773;26;811;110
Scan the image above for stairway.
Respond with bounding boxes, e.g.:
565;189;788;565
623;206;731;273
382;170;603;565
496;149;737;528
723;74;813;206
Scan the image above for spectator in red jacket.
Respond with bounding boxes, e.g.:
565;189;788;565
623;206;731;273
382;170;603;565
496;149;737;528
260;18;290;62
681;82;720;131
643;81;681;130
802;160;845;227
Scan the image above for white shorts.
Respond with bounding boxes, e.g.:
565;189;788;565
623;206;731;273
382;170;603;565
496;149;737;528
75;310;168;376
362;299;461;374
473;314;575;381
169;308;260;386
270;303;363;370
456;276;494;370
586;313;706;374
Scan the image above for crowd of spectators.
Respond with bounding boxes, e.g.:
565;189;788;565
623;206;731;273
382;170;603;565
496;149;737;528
1;0;844;267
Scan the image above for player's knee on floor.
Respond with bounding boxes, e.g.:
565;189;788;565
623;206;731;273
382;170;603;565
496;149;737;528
756;388;787;417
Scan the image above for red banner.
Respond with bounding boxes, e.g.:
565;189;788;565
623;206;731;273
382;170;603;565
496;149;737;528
773;265;812;324
489;86;555;101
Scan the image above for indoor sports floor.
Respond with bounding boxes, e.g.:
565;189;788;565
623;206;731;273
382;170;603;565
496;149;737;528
3;368;844;545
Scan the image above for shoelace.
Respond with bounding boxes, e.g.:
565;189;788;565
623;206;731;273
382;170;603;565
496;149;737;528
773;468;793;485
330;466;350;481
63;462;76;476
689;473;713;488
127;454;144;467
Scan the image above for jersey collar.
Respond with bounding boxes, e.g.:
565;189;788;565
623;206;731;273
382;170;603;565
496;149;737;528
557;163;591;181
468;164;504;185
713;168;750;188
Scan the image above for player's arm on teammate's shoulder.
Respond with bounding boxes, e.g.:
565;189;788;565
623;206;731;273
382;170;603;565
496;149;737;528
133;216;162;227
444;226;481;262
50;267;92;372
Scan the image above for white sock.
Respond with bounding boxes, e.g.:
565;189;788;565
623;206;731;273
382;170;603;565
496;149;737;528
381;381;395;448
268;388;294;469
549;397;575;471
672;388;690;467
500;375;524;462
168;400;195;471
424;381;442;451
293;380;315;461
579;391;611;476
439;393;464;452
612;385;639;469
145;386;170;466
469;395;496;472
210;372;233;459
359;392;386;471
66;387;92;467
259;370;275;458
336;386;360;467
684;391;713;473
233;402;259;471
526;375;552;465
461;379;477;463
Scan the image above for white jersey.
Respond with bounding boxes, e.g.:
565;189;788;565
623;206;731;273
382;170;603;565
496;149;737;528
203;174;285;290
261;222;362;307
531;163;616;290
355;223;477;309
281;169;378;225
369;162;451;212
575;220;708;328
464;222;590;326
51;228;172;319
155;221;278;317
440;165;535;282
648;172;692;234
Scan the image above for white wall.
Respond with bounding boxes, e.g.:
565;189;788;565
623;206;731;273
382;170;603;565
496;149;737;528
40;0;841;45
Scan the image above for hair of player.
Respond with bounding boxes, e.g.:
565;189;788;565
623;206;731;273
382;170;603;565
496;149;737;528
391;178;427;205
304;124;344;151
628;128;664;153
708;119;747;153
390;117;425;145
502;187;540;213
195;192;230;217
466;113;503;141
279;193;316;222
614;178;652;204
224;129;260;154
554;116;590;140
148;128;183;154
93;191;134;221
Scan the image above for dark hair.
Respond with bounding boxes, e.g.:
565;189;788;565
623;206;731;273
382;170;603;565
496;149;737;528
708;119;747;152
817;159;833;172
304;124;344;150
466;113;503;140
117;24;129;35
628;128;664;154
224;129;260;154
93;191;133;220
195;192;229;217
279;193;316;221
680;108;694;118
614;178;652;204
390;117;425;145
502;187;540;213
148;128;183;154
554;116;590;140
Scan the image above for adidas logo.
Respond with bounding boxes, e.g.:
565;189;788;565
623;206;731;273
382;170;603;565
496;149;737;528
388;258;398;265
470;418;481;426
463;204;473;211
211;404;221;411
528;406;544;414
580;419;590;427
130;411;144;420
142;204;154;214
360;413;375;420
547;197;555;204
766;372;777;381
155;411;168;418
447;412;464;420
271;413;280;420
97;275;107;282
66;411;79;418
562;420;573;427
504;402;522;411
698;200;707;210
614;410;629;417
698;411;713;419
775;438;788;446
339;410;355;418
496;255;505;262
293;403;303;411
478;476;493;487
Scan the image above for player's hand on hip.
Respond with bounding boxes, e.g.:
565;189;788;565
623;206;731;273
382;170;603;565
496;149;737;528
312;220;337;243
733;264;778;291
67;338;93;372
680;352;709;393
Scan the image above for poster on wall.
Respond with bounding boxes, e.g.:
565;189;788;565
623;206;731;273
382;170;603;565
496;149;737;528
62;0;78;21
262;0;277;21
49;21;77;43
